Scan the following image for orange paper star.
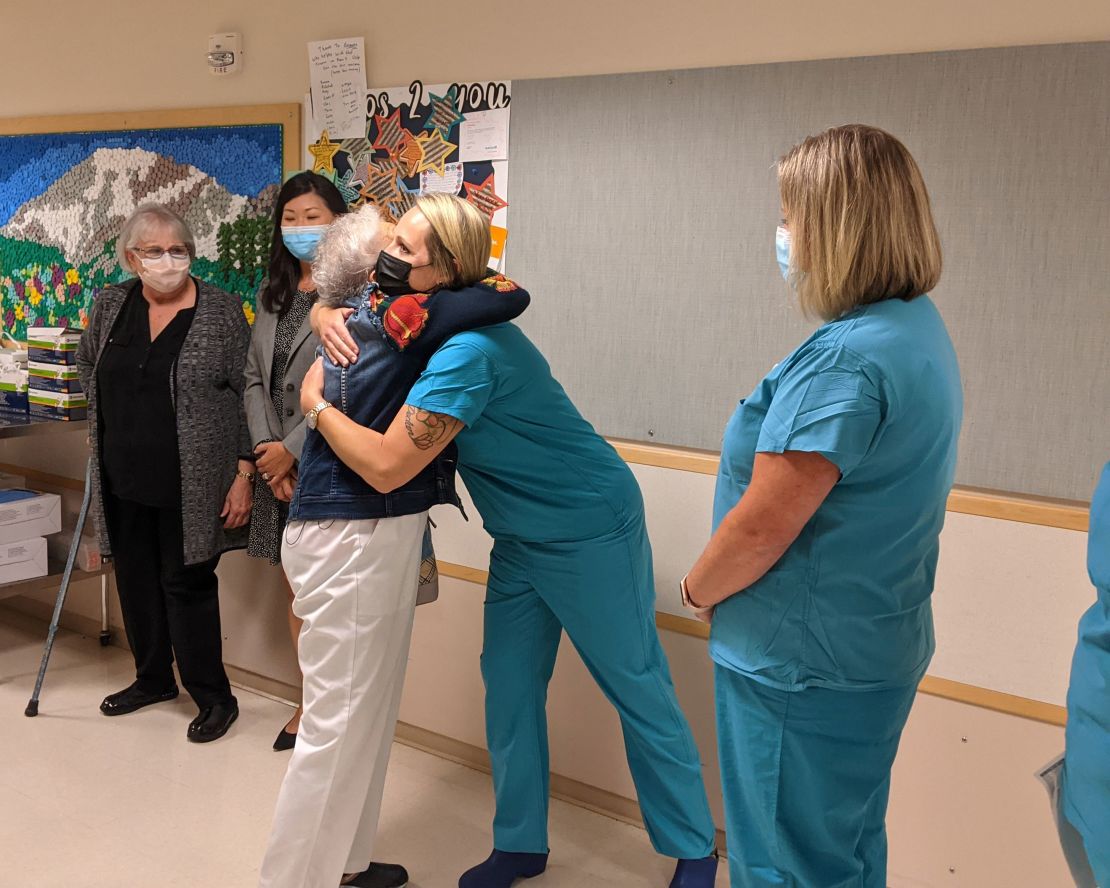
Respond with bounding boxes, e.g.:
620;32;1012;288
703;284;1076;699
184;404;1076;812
371;108;413;156
463;174;508;220
359;161;402;215
396;138;426;177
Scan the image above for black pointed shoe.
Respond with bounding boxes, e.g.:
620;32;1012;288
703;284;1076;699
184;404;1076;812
187;699;239;743
344;862;409;887
100;682;179;716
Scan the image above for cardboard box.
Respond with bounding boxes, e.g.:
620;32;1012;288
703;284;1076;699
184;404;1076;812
0;536;48;585
46;532;102;573
28;361;82;395
26;327;82;366
0;490;62;543
29;390;87;421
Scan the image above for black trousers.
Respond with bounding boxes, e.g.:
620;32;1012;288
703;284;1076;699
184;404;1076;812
104;493;233;708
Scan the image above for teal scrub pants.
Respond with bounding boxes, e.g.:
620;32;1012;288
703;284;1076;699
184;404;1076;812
715;665;917;888
480;513;717;858
1060;764;1110;888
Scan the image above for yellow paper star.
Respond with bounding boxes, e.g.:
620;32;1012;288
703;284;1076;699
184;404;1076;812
309;131;342;174
414;130;456;177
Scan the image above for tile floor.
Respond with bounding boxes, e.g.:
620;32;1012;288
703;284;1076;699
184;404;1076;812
0;610;727;887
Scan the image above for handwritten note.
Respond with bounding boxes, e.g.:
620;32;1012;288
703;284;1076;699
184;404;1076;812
420;162;465;195
459;108;510;162
307;38;367;140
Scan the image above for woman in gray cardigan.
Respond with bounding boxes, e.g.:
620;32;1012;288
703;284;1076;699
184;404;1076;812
244;172;349;751
77;203;254;744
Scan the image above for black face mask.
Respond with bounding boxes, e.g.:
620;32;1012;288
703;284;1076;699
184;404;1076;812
375;250;431;297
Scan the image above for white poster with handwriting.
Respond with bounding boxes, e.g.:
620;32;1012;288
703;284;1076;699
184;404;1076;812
307;38;368;140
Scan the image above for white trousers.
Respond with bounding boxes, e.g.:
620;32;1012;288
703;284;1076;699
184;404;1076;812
258;512;426;888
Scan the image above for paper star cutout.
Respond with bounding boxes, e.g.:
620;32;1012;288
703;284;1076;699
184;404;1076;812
396;138;426;177
372;108;414;156
390;177;420;220
414;130;456;177
333;168;363;206
463;174;508;220
423;87;465;139
359;161;402;214
340;136;373;158
309;131;342;174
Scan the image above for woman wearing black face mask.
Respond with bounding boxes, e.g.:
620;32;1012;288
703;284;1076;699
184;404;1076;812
308;204;720;888
257;196;529;888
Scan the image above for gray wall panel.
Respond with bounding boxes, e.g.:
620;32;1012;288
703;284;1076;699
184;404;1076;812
507;42;1110;501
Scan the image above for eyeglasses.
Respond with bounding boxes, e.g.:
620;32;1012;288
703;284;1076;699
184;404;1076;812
131;246;191;261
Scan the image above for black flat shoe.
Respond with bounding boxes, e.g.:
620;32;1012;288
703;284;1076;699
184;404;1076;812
343;862;409;887
187;699;238;743
100;682;179;716
272;727;296;751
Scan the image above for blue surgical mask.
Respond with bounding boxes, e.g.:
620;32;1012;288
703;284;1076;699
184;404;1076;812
281;224;330;262
775;226;792;282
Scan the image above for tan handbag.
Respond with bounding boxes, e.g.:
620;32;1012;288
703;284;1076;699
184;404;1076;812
416;519;439;606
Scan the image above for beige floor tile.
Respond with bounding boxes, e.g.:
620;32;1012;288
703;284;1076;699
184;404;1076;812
1;610;726;888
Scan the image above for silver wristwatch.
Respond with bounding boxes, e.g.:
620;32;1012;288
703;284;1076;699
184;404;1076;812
306;400;333;430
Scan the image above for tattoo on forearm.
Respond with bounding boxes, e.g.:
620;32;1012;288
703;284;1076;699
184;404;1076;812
404;407;460;450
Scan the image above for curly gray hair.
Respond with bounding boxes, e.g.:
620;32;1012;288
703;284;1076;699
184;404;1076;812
312;204;387;306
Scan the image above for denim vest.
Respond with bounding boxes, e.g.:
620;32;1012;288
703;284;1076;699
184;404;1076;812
290;273;530;522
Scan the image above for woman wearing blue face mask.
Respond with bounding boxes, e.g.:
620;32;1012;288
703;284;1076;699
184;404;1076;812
684;125;962;887
243;171;349;750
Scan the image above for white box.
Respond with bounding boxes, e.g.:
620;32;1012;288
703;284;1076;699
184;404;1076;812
46;532;102;573
0;490;62;543
0;536;48;584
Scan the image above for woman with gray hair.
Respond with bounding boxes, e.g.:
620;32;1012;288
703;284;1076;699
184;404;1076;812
76;202;254;744
257;197;529;888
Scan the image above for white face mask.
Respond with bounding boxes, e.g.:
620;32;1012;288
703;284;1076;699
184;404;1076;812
138;253;191;293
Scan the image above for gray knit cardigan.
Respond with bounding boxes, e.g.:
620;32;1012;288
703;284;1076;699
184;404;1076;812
76;279;252;565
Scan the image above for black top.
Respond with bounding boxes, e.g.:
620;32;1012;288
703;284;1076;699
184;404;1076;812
97;282;198;509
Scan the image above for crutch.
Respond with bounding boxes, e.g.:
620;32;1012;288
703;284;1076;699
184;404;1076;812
24;457;94;717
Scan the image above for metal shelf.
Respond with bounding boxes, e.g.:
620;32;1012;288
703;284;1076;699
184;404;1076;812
0;411;88;440
0;558;110;602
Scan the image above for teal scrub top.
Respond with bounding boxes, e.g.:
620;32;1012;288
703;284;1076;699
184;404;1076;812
1063;461;1110;843
709;295;963;692
406;323;642;543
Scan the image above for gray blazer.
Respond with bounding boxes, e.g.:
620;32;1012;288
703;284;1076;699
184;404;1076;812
76;279;252;565
243;292;319;460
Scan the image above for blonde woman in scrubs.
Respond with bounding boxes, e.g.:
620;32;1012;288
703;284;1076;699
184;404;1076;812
683;125;963;888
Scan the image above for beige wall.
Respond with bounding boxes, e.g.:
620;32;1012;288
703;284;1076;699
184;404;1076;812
3;429;1079;886
3;5;1099;885
3;1;1110;119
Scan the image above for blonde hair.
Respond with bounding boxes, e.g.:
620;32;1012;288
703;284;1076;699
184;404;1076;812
414;193;491;287
116;203;195;271
778;125;942;321
312;204;386;306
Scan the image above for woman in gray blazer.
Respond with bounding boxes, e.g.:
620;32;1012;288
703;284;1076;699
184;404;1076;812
77;203;253;744
244;172;349;750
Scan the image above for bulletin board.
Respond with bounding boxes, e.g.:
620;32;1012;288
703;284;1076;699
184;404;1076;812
505;43;1110;502
304;79;511;267
0;103;300;336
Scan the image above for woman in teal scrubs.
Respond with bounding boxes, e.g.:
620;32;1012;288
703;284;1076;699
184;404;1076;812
305;196;718;888
682;125;962;887
1056;461;1110;886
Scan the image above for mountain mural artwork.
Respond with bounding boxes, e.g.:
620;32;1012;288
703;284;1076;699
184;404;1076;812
0;124;284;339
